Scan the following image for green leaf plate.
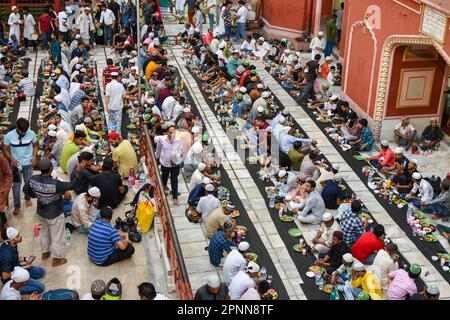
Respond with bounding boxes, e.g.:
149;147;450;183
288;228;303;237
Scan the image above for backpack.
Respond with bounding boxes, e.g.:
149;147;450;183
42;289;79;300
103;278;122;300
185;205;201;223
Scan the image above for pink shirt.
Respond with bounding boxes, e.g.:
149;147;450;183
387;269;417;300
239;288;261;300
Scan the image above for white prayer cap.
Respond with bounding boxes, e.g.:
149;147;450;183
88;187;101;198
48;124;57;131
381;140;389;147
261;91;271;98
147;98;156;104
332;163;340;171
318;31;324;36
247;261;260;273
75;64;82;70
75;124;85;131
343;253;354;263
206;275;221;288
330;95;339;101
11;266;30;283
153;38;160;45
333;173;343;183
412;172;422;180
257;106;264;113
278;116;286;124
278;169;287;178
239;87;247;93
322;212;333;222
353;262;365;271
131;50;138;56
191;126;200;134
258;37;265;42
6;227;19;240
410;158;418;165
192;143;203;154
48;130;57;137
12;6;17;11
80;68;87;73
257;83;264;89
183;107;191;113
238;241;250;251
394;147;404;154
284;49;291;54
198;163;207;171
205;184;215;192
110;71;119;76
202;177;212;184
149;32;155;38
82;146;93;154
124;40;130;45
75;34;81;39
325;56;332;61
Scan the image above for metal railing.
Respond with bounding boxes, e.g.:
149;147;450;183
139;125;193;300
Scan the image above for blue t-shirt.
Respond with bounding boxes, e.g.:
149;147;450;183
321;180;344;210
87;219;122;265
3;129;37;166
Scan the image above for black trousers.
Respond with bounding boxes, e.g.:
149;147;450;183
161;165;180;199
24;38;36;50
279;150;292;170
100;245;135;266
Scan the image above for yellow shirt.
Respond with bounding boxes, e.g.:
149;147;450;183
145;61;157;80
112;139;139;178
352;271;384;300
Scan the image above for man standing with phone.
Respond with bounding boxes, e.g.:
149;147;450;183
2;118;38;216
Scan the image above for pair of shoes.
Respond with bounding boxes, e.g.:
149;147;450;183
52;258;68;267
13;208;20;215
172;199;178;206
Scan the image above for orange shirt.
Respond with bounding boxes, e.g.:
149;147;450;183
321;63;330;79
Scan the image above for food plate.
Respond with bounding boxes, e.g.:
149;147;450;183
246;252;258;262
319;119;331;123
309;266;324;274
293;244;305;252
422;227;432;234
288;228;303;237
424;234;438;242
413;211;426;219
353;155;365;161
437;253;450;261
280;215;294;222
231;210;240;218
274;203;282;210
126;124;137;129
306;271;315;278
235;225;247;234
323;284;333;294
264;289;278;300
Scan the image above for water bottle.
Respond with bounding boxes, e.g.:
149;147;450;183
65;228;72;246
269;194;275;208
330;286;339;300
352;192;357;201
137;223;141;234
260;266;267;280
368;170;374;183
278;207;284;218
318;277;324;291
129;167;135;186
407;203;414;222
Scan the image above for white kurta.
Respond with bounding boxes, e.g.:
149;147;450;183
218;6;225;35
75;13;94;42
310;36;326;59
23;14;36;39
8;13;21;40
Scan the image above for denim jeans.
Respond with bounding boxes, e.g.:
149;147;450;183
208;13;215;31
225;25;232;38
63;199;73;217
19;266;46;294
13;165;33;208
107;109;123;135
103;25;113;46
0;32;4;45
365;253;377;265
235;22;246;41
343;285;362;300
77;225;90;234
324;40;335;57
299;80;315;101
41;32;51;49
422;203;449;217
100;245;135;266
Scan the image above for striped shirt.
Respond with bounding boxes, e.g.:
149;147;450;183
18;77;35;97
102;65;120;86
87;219;122;265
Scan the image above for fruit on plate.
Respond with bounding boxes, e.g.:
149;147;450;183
293;244;305;252
437;253;449;261
413;211;426;219
424;234;438;242
235;225;247;234
323;284;333;294
280;215;294;222
245;252;258;262
309;266;325;274
126;124;137;129
231;210;240;218
263;289;278;300
288;228;302;237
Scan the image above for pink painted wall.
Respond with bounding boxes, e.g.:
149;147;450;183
342;0;450;120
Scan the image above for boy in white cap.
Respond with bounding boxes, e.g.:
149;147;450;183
406;172;434;207
223;241;250;285
345;261;383;300
365;140;395;169
194;275;230;300
228;261;260;300
196;183;220;221
311;212;341;254
0;266;42;300
0;227;45;295
70;186;101;234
